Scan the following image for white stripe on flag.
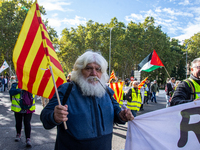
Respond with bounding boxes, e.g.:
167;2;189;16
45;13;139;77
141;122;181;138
139;61;153;72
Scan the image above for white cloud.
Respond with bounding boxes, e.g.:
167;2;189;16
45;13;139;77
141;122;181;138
168;27;178;34
189;7;200;15
48;18;62;28
165;19;173;23
178;0;190;5
162;8;193;17
52;13;58;17
155;7;162;13
125;9;159;23
173;22;200;41
144;9;158;18
62;16;87;26
125;13;144;22
38;1;72;11
124;5;197;40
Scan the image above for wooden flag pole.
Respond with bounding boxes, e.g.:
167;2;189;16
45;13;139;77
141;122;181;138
164;66;171;79
49;65;67;130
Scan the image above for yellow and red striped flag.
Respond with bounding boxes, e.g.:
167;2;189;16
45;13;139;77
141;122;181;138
109;82;124;103
138;77;148;90
109;70;116;82
13;1;66;99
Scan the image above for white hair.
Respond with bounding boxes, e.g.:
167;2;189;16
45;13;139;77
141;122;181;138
76;75;107;97
71;50;109;83
132;81;139;85
191;58;200;68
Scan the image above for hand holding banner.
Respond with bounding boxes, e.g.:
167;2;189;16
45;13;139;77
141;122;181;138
125;101;200;150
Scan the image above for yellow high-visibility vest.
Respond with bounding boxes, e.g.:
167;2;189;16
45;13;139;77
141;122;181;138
119;90;124;107
184;78;200;100
144;84;147;96
11;85;35;112
127;88;142;111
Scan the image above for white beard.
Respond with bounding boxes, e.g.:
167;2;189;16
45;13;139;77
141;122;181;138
76;76;106;98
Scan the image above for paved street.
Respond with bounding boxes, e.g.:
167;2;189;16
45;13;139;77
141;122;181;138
112;90;166;150
0;90;166;150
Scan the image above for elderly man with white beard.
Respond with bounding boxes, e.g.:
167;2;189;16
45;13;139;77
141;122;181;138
40;51;134;150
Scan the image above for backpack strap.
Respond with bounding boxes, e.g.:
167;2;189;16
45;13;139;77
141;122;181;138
185;79;195;100
105;86;114;104
62;82;73;105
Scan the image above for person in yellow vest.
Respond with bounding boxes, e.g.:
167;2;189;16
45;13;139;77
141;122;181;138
119;90;125;107
143;83;149;104
126;81;142;117
9;82;35;147
171;58;200;106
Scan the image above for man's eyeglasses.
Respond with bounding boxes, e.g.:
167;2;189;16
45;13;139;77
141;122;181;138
84;66;101;73
193;66;200;69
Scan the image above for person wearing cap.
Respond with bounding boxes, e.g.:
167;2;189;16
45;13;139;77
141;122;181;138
151;80;159;103
40;50;134;150
124;78;130;87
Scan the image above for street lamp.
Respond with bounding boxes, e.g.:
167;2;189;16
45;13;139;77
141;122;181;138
108;25;125;76
183;40;188;79
186;49;187;79
185;42;189;79
109;27;113;76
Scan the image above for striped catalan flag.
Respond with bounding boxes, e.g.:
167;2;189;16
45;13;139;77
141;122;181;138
109;82;124;103
13;1;66;99
138;77;148;90
109;70;116;82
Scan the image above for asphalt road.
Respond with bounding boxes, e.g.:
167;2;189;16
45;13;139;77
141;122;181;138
0;90;167;150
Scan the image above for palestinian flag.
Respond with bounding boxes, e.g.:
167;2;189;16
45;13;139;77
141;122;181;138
138;50;164;72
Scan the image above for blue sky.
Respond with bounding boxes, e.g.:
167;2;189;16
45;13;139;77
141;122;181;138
38;0;200;43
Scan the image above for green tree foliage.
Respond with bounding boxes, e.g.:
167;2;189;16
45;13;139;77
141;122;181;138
169;39;186;80
1;1;199;82
185;32;200;64
0;0;58;76
58;16;190;83
0;0;32;70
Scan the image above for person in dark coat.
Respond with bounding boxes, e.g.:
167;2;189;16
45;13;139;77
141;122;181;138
171;58;200;106
40;51;134;150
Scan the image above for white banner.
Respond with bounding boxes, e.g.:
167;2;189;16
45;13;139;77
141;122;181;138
0;60;9;73
125;101;200;150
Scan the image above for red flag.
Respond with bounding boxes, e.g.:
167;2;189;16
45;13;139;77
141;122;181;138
109;82;124;103
13;1;66;99
151;50;164;66
138;77;148;90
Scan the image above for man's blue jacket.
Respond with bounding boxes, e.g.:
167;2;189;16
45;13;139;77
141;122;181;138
40;82;125;150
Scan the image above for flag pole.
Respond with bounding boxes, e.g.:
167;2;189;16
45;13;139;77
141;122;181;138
164;66;171;78
49;65;67;130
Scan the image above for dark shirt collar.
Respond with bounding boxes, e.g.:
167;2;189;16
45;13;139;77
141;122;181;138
190;74;200;85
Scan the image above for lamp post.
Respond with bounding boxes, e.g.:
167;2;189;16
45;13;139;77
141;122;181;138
185;42;189;79
186;49;187;79
109;27;113;76
108;25;126;76
183;40;188;79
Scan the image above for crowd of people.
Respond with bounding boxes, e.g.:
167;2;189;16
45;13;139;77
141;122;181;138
2;50;200;149
0;75;17;92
